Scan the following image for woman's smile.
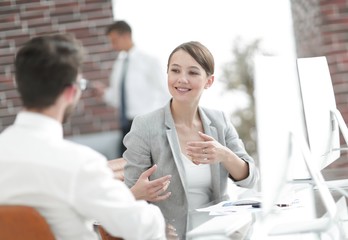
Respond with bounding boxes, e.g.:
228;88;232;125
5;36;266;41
175;87;191;93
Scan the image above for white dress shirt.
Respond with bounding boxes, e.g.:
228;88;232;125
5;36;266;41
0;112;166;240
104;46;170;119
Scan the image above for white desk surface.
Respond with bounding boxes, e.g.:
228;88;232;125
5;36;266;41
187;182;347;240
250;183;319;240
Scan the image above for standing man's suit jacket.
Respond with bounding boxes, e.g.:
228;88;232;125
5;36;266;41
124;100;259;239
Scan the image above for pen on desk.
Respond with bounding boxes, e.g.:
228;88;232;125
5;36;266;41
223;201;261;208
222;202;234;207
276;204;290;207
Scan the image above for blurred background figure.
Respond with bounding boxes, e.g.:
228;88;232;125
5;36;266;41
93;20;170;157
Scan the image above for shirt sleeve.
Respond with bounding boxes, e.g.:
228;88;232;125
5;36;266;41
104;59;120;108
147;56;171;105
122;115;154;189
71;154;166;240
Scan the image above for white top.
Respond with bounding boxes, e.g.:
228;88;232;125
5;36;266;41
0;112;166;240
181;154;212;210
104;46;170;119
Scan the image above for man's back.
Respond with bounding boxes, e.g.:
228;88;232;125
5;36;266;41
0;112;165;240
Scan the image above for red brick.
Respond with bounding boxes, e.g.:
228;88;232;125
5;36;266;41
22;3;52;12
19;9;46;20
321;0;346;6
2;29;30;39
0;5;19;15
84;0;108;3
0;82;15;91
50;5;78;17
0;55;15;65
14;0;41;4
0;21;22;32
0;1;13;8
3;89;19;100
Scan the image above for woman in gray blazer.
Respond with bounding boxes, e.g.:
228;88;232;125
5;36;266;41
124;41;259;239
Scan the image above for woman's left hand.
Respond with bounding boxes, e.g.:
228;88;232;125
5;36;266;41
186;131;229;165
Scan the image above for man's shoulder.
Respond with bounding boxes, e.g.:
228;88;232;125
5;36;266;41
133;47;159;62
60;139;106;162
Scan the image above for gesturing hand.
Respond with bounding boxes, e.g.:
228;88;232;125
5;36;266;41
107;158;126;181
186;131;229;165
130;164;172;202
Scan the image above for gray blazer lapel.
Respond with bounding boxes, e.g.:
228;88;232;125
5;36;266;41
199;107;221;200
164;103;188;192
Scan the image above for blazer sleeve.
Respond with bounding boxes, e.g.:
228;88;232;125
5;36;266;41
223;112;259;188
123;116;153;188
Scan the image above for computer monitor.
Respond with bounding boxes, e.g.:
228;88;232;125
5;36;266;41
254;56;340;237
254;55;309;214
296;56;342;170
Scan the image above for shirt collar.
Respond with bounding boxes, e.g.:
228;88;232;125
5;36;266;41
119;45;137;59
14;111;64;139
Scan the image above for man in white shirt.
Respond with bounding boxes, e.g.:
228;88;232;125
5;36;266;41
94;20;170;156
0;34;166;240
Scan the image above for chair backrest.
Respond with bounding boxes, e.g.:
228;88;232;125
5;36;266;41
0;205;55;240
97;225;123;240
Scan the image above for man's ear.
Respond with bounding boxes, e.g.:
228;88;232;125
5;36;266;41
63;85;78;103
205;75;215;89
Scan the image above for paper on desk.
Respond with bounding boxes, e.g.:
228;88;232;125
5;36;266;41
196;200;260;216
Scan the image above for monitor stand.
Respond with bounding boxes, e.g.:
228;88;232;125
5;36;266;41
324;109;348;190
290;109;348;189
268;133;341;237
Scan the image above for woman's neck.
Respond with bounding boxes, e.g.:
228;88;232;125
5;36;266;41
170;100;200;128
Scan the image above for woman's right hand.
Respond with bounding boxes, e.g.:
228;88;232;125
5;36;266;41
130;164;172;202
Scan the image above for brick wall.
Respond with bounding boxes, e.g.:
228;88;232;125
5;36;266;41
0;0;119;136
291;0;348;167
291;0;348;120
290;0;323;57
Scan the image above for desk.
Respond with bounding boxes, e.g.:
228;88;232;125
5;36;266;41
187;210;253;240
251;183;321;240
186;182;348;240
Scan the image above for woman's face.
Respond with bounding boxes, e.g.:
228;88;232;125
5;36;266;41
167;50;214;105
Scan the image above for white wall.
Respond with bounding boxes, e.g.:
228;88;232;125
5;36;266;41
112;0;296;115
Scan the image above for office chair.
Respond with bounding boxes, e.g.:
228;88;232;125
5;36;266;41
97;225;123;240
0;205;55;240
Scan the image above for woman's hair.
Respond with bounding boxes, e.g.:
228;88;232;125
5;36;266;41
167;41;214;76
15;33;85;109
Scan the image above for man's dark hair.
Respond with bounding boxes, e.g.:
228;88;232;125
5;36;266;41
105;20;132;35
14;34;84;109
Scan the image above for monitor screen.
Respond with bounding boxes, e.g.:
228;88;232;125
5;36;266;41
254;56;339;235
254;55;309;215
296;56;340;170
